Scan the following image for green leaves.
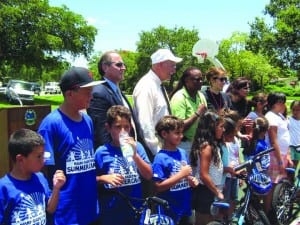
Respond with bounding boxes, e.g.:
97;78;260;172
0;0;97;81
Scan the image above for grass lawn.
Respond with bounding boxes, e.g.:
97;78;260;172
0;93;299;113
0;94;134;111
0;94;63;110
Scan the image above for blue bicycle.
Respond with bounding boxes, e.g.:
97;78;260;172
116;191;175;225
207;147;274;225
271;145;300;225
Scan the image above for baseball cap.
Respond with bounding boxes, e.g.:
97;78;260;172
151;49;183;65
59;67;104;92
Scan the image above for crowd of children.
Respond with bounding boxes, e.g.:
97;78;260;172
0;65;299;225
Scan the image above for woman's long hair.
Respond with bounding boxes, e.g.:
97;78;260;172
190;111;223;167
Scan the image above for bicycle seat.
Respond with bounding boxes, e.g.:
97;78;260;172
285;167;296;174
212;202;230;209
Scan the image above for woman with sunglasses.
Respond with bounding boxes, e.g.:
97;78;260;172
170;67;207;158
226;77;253;153
226;77;252;118
201;67;232;114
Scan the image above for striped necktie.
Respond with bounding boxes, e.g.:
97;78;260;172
116;88;123;102
161;84;172;115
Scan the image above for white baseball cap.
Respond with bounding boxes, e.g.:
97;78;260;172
151;49;182;65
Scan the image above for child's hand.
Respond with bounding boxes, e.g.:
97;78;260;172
107;173;124;187
187;176;199;188
216;190;224;200
180;165;192;177
52;170;66;190
126;136;137;155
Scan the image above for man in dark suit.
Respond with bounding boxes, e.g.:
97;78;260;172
87;51;134;149
87;51;154;197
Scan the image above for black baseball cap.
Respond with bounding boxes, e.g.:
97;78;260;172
59;67;104;92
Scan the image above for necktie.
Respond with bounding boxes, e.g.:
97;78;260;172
116;88;123;102
161;84;172;115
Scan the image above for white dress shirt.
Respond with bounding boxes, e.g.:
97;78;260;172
133;69;170;155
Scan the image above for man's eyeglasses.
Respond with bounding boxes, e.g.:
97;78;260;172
190;77;203;82
110;61;126;68
213;77;227;82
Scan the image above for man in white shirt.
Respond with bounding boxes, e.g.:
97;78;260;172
133;49;182;158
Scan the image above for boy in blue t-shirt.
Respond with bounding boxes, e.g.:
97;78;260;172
94;105;152;225
0;129;66;225
152;115;199;225
38;67;103;225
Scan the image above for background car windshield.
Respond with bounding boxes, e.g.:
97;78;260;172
11;82;32;90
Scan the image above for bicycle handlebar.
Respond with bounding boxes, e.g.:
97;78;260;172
290;144;300;152
147;196;169;208
234;147;274;172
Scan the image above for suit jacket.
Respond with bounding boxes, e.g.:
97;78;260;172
87;82;150;157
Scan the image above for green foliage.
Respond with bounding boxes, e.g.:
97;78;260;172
119;51;139;94
264;84;300;96
247;0;300;72
218;32;278;89
0;0;97;81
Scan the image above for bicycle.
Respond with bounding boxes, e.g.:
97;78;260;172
207;147;274;225
116;191;175;225
271;145;300;225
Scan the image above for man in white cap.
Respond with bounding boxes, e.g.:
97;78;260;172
133;48;182;158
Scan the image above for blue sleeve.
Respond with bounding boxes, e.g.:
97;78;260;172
94;145;106;170
152;153;168;182
38;113;57;166
136;142;151;164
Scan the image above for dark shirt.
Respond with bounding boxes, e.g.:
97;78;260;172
201;87;232;112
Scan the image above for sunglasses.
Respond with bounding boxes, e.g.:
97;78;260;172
110;61;126;68
213;77;227;82
190;77;203;82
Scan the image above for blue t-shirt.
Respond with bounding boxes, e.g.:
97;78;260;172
152;148;192;223
253;139;270;171
0;173;51;225
94;142;150;225
38;109;98;225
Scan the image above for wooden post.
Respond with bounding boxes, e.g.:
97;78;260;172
0;105;51;177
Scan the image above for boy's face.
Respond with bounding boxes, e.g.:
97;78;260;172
69;87;93;110
106;116;131;145
162;128;183;146
19;145;45;173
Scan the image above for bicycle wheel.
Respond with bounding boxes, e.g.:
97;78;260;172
271;180;294;225
245;205;270;225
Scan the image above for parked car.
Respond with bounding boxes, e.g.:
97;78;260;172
6;80;34;105
45;82;60;94
31;82;42;96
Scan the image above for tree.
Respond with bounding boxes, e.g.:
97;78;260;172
218;32;277;90
247;0;300;72
0;0;97;81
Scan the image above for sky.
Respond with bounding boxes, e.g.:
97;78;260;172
49;0;271;66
